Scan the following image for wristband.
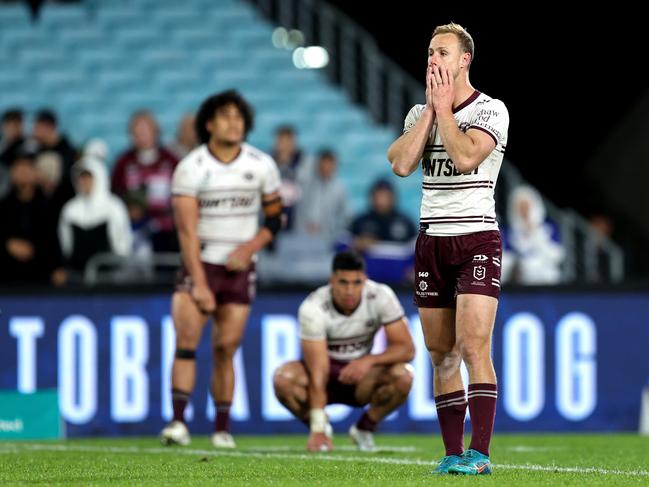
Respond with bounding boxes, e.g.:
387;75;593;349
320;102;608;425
309;408;327;433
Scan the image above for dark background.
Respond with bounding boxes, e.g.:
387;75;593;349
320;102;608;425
325;2;649;278
326;2;646;215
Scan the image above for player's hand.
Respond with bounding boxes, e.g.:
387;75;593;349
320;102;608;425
306;432;333;452
338;356;374;385
430;65;454;114
226;245;253;272
425;65;435;110
191;283;216;314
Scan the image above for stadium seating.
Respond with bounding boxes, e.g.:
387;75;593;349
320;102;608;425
0;0;421;218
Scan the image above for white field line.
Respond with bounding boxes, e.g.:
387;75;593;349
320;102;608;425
1;443;648;478
244;445;420;453
506;445;568;453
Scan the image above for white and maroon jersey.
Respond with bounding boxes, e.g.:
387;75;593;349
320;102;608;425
299;279;405;362
404;91;509;236
171;143;281;265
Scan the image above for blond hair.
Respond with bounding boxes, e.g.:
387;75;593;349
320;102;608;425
432;22;474;67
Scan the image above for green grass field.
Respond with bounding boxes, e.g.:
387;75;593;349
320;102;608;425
1;433;648;485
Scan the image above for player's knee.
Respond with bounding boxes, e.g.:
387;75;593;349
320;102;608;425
175;328;201;348
373;384;393;404
425;339;454;357
430;351;461;374
213;339;241;360
272;368;293;399
457;339;487;366
389;363;414;395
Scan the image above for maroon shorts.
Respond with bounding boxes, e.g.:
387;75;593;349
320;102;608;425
175;262;256;305
414;230;502;308
301;358;363;407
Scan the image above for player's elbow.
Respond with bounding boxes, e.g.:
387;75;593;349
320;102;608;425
388;144;418;177
453;156;481;175
391;163;410;178
390;158;416;178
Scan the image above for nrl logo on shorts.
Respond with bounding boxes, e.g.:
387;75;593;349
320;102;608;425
419;280;428;291
473;265;486;280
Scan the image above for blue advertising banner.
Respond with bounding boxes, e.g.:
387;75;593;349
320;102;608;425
1;291;647;436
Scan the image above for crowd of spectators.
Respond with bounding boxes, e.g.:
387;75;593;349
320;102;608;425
0;107;568;287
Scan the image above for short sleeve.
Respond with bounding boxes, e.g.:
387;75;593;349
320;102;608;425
171;157;201;197
262;156;282;195
298;297;326;341
403;104;424;134
468;98;509;146
377;284;405;325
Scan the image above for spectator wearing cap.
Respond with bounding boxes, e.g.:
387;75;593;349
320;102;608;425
350;179;417;252
111;110;179;252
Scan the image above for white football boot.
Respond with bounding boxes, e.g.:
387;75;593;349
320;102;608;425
349;424;375;452
160;420;191;446
211;431;237;449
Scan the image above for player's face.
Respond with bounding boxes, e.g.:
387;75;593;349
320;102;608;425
330;270;366;313
428;33;466;80
208;103;245;145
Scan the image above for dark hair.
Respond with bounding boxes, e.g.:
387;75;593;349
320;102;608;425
2;108;22;123
276;125;295;136
11;151;36;165
317;149;337;162
35;109;57;126
195;90;254;144
332;251;366;272
371;178;394;194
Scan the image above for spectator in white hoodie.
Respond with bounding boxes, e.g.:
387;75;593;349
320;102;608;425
501;185;564;285
58;157;132;272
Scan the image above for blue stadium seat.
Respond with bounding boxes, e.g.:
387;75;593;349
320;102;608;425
94;5;143;29
17;47;69;72
191;48;242;73
0;0;403;220
0;3;31;29
149;8;202;30
96;71;145;93
113;27;165;50
0;73;27;98
138;48;187;66
168;28;228;50
37;69;87;93
0;26;49;52
39;4;89;31
211;4;259;22
75;47;134;72
57;27;107;52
